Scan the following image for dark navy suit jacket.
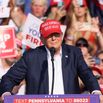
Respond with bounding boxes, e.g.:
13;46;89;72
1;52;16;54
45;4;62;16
0;44;100;96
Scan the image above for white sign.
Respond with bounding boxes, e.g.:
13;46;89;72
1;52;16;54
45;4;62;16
0;0;9;7
0;7;10;18
22;13;43;48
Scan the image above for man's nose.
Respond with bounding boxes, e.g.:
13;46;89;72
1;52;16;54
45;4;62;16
51;35;56;40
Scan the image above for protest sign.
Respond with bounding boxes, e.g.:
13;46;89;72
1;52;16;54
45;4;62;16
0;0;9;7
0;26;17;58
0;0;10;18
0;7;10;18
22;13;43;48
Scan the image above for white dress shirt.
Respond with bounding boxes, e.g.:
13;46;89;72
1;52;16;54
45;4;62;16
46;47;64;94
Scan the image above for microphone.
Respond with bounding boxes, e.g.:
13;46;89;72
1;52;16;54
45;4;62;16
49;47;55;94
49;47;55;61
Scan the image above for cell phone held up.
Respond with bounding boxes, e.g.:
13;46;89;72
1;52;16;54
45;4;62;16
57;1;64;8
93;57;101;65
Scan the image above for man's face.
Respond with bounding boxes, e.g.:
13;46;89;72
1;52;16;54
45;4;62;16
31;1;47;18
42;33;63;52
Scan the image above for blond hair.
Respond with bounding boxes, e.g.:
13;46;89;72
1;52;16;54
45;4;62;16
31;0;48;6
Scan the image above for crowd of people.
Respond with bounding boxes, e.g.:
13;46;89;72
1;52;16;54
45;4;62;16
0;0;103;102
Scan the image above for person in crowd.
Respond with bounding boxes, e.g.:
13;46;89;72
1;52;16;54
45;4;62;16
30;0;49;20
10;0;48;47
0;38;22;80
75;38;103;94
64;0;103;55
0;20;103;102
92;67;103;94
0;0;15;25
0;0;26;41
95;50;103;75
0;57;17;81
10;2;29;53
0;38;25;96
75;38;93;93
75;38;95;68
10;6;26;37
47;1;67;24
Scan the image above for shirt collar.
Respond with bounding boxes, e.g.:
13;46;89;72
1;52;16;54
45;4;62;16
45;46;62;58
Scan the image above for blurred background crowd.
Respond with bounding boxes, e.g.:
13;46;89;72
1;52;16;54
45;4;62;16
0;0;103;95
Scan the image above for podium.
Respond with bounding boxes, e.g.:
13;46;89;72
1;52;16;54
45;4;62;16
4;94;100;103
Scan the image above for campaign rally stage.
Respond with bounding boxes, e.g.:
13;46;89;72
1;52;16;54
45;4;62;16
4;94;99;103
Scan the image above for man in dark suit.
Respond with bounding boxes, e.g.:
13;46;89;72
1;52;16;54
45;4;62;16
0;20;102;101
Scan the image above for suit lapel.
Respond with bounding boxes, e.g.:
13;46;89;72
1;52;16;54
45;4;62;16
62;44;71;93
38;46;49;94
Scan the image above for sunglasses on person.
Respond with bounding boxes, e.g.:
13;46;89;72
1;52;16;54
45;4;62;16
74;5;86;8
80;5;86;7
76;43;88;48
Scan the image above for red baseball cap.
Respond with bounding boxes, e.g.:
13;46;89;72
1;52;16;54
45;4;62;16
40;20;62;38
